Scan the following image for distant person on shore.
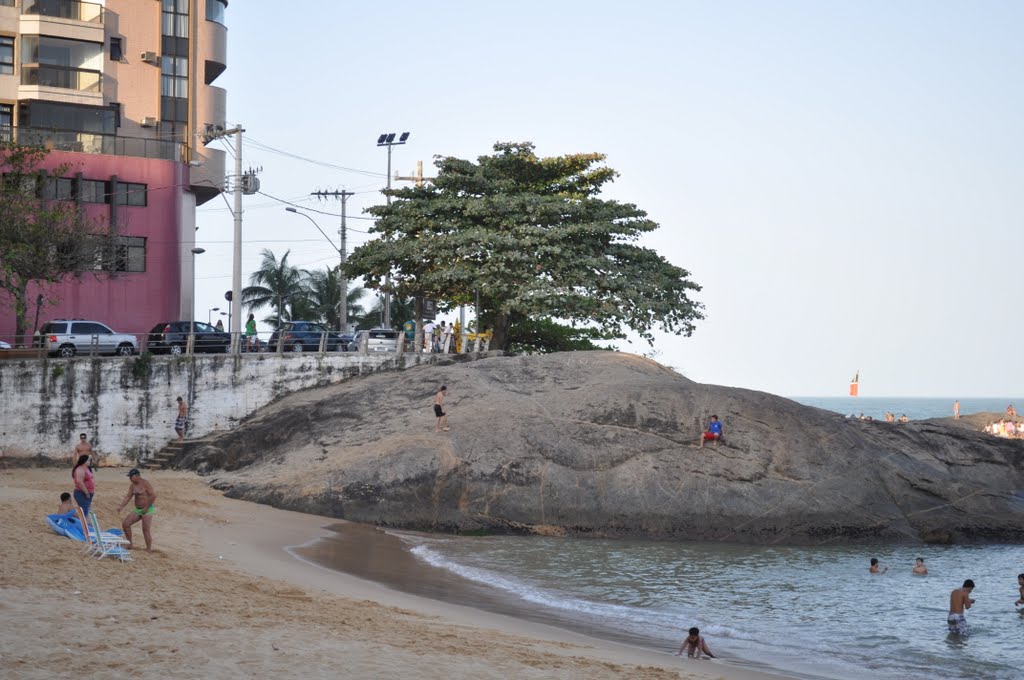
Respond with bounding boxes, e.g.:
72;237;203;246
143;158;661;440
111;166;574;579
118;469;157;551
698;415;722;448
174;396;188;441
884;411;895;423
245;313;257;352
433;385;449;432
71;454;95;516
73;432;93;467
1015;574;1024;607
898;414;909;423
1008;405;1017;417
953;401;960;420
912;558;928;575
870;558;888;574
948;580;975;636
676;627;715;659
57;492;73;514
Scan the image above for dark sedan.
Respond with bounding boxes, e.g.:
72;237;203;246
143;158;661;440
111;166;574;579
268;321;350;352
147;321;231;355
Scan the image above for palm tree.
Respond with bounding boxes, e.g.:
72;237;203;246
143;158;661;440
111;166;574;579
354;295;415;330
241;249;310;328
297;266;369;330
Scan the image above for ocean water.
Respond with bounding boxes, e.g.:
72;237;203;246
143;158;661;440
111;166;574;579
401;534;1024;680
791;397;1021;422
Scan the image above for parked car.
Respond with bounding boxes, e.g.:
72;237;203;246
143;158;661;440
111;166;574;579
147;321;231;355
347;328;400;353
0;340;10;350
40;320;138;358
268;321;349;353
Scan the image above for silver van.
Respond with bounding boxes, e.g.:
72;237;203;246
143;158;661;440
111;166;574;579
40;320;138;358
347;328;399;352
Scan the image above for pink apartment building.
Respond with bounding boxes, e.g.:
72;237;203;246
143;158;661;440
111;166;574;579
0;0;228;343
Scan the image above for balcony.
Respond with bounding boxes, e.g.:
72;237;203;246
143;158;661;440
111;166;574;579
1;125;186;163
22;0;103;23
21;64;101;92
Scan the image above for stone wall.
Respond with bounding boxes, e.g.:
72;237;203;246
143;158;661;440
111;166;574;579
0;351;438;465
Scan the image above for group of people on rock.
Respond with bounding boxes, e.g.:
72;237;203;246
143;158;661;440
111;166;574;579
983;419;1023;439
881;412;909;423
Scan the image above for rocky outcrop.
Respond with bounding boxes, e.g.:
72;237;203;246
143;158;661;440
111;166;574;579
178;352;1024;545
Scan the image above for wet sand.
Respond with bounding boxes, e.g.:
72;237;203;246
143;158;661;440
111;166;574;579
0;467;789;679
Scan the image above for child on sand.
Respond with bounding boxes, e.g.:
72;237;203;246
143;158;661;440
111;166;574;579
676;627;715;659
57;492;73;514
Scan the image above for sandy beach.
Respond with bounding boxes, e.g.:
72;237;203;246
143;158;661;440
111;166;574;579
0;467;790;680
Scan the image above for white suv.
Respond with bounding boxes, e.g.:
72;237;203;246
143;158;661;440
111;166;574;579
40;320;138;358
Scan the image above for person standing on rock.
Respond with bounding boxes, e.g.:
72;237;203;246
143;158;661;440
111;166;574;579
953;401;960;420
698;415;722;448
118;468;157;551
434;385;450;432
948;579;975;636
174;396;188;441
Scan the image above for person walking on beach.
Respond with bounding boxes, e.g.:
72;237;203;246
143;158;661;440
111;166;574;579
948;579;976;636
72;432;93;466
953;401;960;420
869;558;888;574
434;385;449;432
912;558;928;575
174;396;188;441
676;627;715;659
118;469;157;551
698;415;722;448
72;454;95;516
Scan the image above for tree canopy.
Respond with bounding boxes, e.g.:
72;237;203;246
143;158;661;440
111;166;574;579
345;142;703;350
0;142;114;344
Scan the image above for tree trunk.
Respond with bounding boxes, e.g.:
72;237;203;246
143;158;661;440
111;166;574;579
491;311;511;351
13;279;29;347
414;295;424;354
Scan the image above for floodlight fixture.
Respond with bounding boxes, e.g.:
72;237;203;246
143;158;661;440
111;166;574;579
398;132;410;143
385;132;396;144
377;133;388;145
191;247;206;255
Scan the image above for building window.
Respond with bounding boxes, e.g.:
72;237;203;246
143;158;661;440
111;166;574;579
113;236;146;273
162;0;189;39
0;1;13;7
0;36;13;75
160;55;188;97
115;182;147;207
42;177;75;201
110;37;123;61
206;0;226;25
0;104;11;142
80;179;107;204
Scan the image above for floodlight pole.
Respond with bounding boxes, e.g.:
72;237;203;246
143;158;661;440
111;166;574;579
377;132;409;329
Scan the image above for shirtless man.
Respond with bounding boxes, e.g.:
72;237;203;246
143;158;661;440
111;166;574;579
869;557;888;574
433;385;449;432
73;433;93;467
912;558;928;575
117;468;157;551
57;492;74;514
676;627;715;659
1015;574;1024;607
948;579;975;636
953;401;960;420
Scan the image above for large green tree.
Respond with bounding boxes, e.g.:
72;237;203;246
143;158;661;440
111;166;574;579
346;142;703;350
0;143;114;345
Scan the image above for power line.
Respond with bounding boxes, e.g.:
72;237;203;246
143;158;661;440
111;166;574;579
245;136;386;178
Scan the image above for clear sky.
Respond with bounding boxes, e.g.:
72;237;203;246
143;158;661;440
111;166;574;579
195;0;1023;398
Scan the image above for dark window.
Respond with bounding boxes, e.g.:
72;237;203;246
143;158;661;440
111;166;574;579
110;37;123;61
0;36;12;75
0;104;12;142
113;236;146;272
42;177;75;200
72;322;112;335
80;179;107;203
110;101;121;127
42;322;68;334
0;0;14;7
19;100;116;134
114;182;147;207
206;0;226;25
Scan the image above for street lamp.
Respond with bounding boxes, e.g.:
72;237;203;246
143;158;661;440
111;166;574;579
190;247;205;352
376;131;409;328
208;307;220;324
285;207;347;332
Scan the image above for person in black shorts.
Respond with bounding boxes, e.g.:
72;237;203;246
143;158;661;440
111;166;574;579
434;385;449;432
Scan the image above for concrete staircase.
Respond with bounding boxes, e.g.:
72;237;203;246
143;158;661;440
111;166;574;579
142;440;184;470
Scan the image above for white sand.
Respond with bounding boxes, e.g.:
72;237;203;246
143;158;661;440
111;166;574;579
0;468;788;679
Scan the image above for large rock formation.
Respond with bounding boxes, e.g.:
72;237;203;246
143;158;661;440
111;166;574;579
178;352;1024;544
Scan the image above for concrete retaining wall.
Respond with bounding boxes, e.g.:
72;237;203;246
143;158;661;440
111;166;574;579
0;351;442;465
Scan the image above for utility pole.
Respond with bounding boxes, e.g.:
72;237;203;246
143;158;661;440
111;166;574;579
377;132;409;329
310;189;354;332
394;160;435;187
202;123;245;353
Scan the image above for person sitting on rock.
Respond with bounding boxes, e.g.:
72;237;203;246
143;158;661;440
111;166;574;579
698;415;722;449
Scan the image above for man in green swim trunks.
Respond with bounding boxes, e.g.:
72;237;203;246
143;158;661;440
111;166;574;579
118;468;157;551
